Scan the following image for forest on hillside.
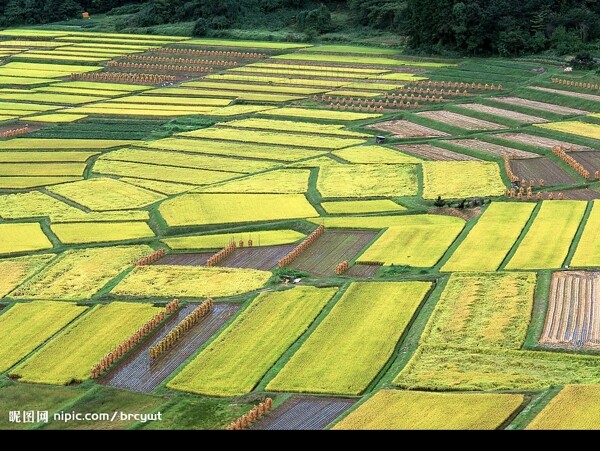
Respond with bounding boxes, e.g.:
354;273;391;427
1;0;600;57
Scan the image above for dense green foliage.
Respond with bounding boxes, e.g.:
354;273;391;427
401;0;600;56
2;0;600;56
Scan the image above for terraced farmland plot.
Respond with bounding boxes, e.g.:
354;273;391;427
357;221;465;267
450;139;540;159
159;194;318;227
140;138;323;162
0;383;84;430
419;272;536;350
0;62;102;77
509;158;576;186
557;189;600;200
0;301;86;373
259;107;381;121
267;281;431;395
250;397;356;430
487;133;591;151
203;105;277;117
162;230;305;251
416;111;505;130
505;201;586;270
53;81;151;92
101;148;278;174
567;151;600;174
93;160;237;186
0;254;54;297
210;75;322;88
527;385;600;430
48;178;164;211
457;103;547;123
200;170;309;194
0;92;106;104
0;177;81;190
101;303;240;393
317;164;418;198
422;161;505;199
150;253;212;266
0;138;134;150
0;162;86;176
51;222;154;244
442;202;535;272
25;113;88;123
167;286;337;396
528;86;600;103
272;53;452;68
333;390;523;430
180;128;366;149
390;273;583;391
395;144;480;161
0;191;149;223
230;66;386;79
111;265;271;299
536;121;600;140
121;178;194;196
396;346;600;391
367;120;449;138
246;62;387;74
9;245;152;300
135;89;304;103
10;302;161;385
217;244;297;270
68;104;216;117
182;81;325;95
109;96;231;107
286;230;379;277
321;200;406;214
311;213;464;229
219;118;370;138
490;97;589;116
572;202;600;266
540;271;600;349
41;386;165;431
332;146;422;164
0;223;52;255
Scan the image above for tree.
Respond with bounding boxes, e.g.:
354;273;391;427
297;4;332;33
571;51;598;70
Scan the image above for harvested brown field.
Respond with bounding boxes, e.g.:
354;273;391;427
395;144;480;161
458;103;547;123
416;111;505;130
217;244;296;270
287;229;379;277
367;120;449;138
528;86;600;103
510;158;576;185
557;189;600;200
540;272;600;349
152;253;213;266
490;97;588;116
249;396;356;430
496;133;591;151
450;139;540;159
345;263;381;278
569;151;600;174
100;303;240;392
0;123;46;134
428;206;483;221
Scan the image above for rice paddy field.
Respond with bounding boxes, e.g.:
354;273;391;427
3;27;600;430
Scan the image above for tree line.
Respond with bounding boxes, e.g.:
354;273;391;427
1;0;600;57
